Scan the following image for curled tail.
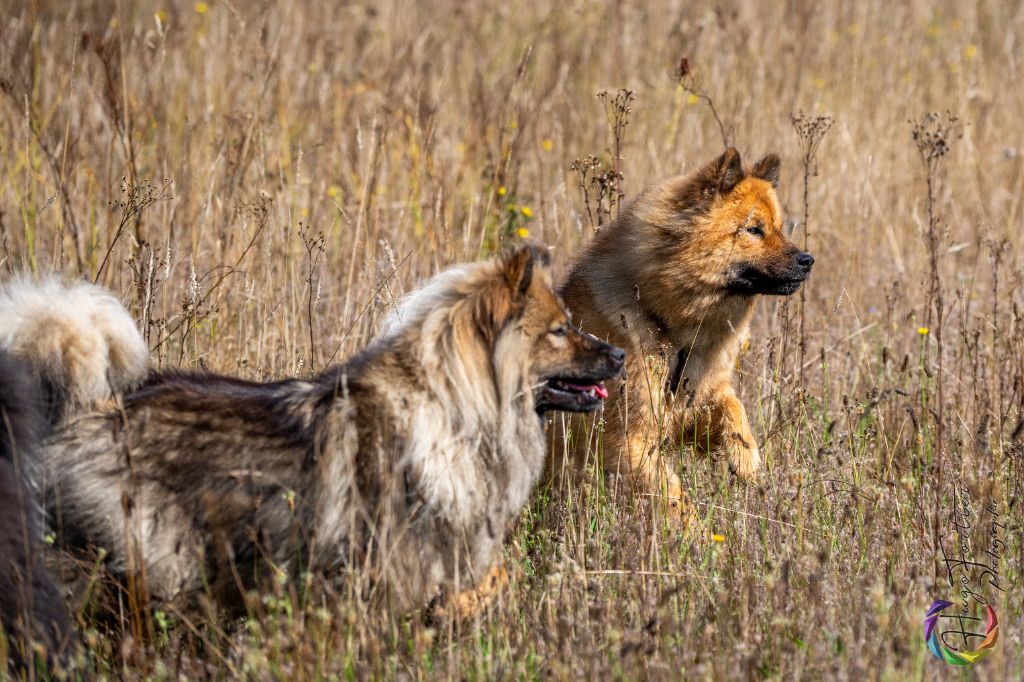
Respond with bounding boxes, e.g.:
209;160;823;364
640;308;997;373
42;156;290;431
0;277;149;424
0;349;72;671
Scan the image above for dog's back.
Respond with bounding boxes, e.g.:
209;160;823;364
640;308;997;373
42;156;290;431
46;369;342;610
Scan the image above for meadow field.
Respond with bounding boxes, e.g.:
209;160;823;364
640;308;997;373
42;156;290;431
1;0;1022;679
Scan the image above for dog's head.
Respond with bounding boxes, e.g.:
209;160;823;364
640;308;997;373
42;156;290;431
635;148;813;298
478;245;624;415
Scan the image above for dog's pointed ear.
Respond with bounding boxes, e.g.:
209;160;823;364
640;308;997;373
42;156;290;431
751;153;781;188
716;147;745;194
473;245;550;345
692;148;745;200
504;246;535;299
502;244;549;300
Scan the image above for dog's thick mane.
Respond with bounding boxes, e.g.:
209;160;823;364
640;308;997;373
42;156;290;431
374;257;544;531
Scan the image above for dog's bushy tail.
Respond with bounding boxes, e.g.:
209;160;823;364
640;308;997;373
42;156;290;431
0;277;149;423
0;349;72;672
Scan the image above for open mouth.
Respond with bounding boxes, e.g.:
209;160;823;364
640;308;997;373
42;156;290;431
539;377;610;413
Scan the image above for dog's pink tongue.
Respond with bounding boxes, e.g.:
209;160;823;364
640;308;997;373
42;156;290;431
564;382;609;399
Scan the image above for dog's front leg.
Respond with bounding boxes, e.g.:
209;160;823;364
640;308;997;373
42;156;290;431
708;388;760;479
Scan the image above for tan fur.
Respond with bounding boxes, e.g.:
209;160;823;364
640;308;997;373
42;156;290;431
551;149;813;523
430;562;509;621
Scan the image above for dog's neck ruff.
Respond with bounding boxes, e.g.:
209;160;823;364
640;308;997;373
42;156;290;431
640;302;672;338
378;263;546;530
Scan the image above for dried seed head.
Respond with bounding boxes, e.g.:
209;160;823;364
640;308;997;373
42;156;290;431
910;111;961;169
791;110;834;167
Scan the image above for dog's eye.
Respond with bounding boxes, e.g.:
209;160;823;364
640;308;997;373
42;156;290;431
550;324;568;337
745;224;764;237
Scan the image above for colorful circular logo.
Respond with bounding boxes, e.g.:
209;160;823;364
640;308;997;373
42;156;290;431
924;599;999;665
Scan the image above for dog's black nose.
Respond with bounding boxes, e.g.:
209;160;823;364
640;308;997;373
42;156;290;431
609;347;626;367
796;252;814;268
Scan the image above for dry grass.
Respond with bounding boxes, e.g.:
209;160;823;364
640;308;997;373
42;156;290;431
1;0;1022;679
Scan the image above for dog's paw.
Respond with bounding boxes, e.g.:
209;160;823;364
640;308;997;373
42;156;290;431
428;563;508;623
666;497;706;539
725;433;760;480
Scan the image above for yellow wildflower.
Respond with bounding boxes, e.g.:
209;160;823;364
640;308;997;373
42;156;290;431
918;327;929;336
686;93;699;105
326;185;341;199
712;534;725;543
195;2;209;14
542;139;554;152
521;206;533;218
497;186;507;196
516;227;530;238
965;44;978;59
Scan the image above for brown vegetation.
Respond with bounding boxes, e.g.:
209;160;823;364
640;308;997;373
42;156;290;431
1;1;1021;678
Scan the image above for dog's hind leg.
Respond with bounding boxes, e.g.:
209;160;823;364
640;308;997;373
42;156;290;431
619;431;705;533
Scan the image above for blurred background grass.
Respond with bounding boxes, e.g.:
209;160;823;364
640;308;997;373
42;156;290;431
1;1;1021;679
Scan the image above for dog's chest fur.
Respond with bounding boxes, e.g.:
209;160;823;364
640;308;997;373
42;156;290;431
567;265;753;408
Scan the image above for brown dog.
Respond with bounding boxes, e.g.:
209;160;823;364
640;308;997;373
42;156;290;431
549;148;813;519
